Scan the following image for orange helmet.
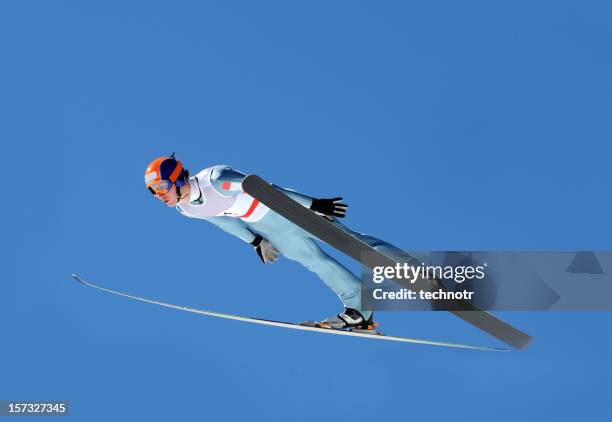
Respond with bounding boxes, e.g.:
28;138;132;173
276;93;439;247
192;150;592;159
144;153;188;195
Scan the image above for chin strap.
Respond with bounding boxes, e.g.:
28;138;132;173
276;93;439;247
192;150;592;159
176;185;182;201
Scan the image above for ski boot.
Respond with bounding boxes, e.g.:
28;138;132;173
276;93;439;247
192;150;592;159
301;308;379;334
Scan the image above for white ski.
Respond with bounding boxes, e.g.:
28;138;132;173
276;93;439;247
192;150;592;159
71;274;508;352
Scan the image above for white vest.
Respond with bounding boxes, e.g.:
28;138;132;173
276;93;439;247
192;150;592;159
177;167;269;222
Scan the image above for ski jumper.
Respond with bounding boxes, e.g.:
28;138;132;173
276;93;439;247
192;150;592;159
176;165;405;319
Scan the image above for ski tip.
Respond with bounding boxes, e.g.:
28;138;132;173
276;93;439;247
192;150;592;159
242;174;266;189
71;274;85;283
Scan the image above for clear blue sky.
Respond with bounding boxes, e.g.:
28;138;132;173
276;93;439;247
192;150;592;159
1;1;611;420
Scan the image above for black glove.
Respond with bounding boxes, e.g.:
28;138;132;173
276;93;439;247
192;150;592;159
251;235;280;264
310;197;348;219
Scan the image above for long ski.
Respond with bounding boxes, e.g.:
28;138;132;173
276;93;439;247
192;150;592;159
242;174;532;349
71;274;507;352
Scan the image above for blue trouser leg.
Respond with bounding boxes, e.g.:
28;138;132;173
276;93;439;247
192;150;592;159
247;211;413;320
247;211;369;318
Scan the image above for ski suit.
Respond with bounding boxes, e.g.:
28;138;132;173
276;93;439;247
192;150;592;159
176;165;404;319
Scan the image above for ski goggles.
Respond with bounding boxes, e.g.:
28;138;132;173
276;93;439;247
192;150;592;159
147;179;173;195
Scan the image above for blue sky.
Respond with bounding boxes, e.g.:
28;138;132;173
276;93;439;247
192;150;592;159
1;1;611;420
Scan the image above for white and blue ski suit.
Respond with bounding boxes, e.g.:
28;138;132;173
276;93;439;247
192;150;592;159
177;165;403;319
